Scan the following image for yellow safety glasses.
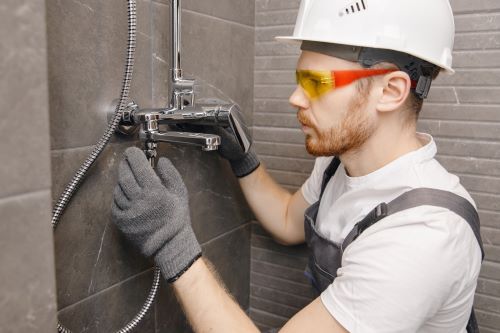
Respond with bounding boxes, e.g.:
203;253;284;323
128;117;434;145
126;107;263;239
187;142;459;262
295;68;397;99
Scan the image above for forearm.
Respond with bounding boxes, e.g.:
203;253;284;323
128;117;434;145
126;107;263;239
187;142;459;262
172;258;260;333
238;165;306;245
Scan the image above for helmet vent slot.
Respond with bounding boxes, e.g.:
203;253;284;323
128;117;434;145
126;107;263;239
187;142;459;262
340;0;367;16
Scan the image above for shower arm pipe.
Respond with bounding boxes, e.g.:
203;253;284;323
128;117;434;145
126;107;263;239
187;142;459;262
169;0;195;110
171;0;181;79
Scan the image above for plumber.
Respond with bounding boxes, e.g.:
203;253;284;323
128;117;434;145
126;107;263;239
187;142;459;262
111;0;483;332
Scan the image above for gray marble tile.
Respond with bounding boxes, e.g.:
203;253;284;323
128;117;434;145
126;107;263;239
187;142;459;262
155;143;253;244
202;224;251;307
0;0;51;199
52;142;152;309
0;191;57;332
46;0;152;150
52;139;252;309
154;0;254;26
151;2;255;127
154;283;192;333
57;270;156;333
155;224;251;332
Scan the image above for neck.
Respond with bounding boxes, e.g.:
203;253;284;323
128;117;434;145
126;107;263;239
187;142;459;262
340;125;423;177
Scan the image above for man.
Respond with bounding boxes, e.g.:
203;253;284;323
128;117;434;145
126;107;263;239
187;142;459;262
111;0;483;331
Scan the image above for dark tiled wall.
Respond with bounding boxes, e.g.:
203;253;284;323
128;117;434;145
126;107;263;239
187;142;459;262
45;0;254;331
251;0;500;331
0;0;57;332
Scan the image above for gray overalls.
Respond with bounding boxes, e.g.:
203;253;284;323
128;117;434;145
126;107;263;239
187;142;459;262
304;157;485;333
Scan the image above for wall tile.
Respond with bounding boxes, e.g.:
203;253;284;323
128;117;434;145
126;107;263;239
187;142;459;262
46;0;152;150
249;309;287;329
57;270;155;333
0;0;57;331
256;11;298;27
419;119;500;141
0;0;51;199
52;142;152;309
254;99;296;114
454;32;500;51
154;0;255;27
155;224;251;331
434;137;500;160
203;224;251;307
422;104;500;122
254;142;311;160
256;0;301;12
0;191;57;333
251;272;316;298
433;70;500;87
477;278;500;298
451;0;500;13
455;13;500;33
255;56;299;70
250;296;299;319
453;50;500;68
252;247;308;270
256;26;295;42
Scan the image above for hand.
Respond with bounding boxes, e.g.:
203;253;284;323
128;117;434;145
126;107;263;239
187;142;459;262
111;147;201;282
175;124;260;178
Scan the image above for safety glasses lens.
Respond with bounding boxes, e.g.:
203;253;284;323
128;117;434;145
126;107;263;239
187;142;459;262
296;70;333;99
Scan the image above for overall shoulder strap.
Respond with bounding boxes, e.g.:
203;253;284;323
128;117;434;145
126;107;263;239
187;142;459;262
319;157;341;200
342;188;485;260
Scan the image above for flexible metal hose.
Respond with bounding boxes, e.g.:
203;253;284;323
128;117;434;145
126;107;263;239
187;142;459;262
53;1;161;332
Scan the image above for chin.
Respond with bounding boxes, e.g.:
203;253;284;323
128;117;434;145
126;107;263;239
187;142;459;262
305;137;332;157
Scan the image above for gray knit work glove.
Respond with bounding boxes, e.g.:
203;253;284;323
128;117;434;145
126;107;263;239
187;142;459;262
176;124;260;178
111;147;201;282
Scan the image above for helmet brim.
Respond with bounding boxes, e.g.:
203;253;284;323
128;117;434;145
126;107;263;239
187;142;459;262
275;36;455;75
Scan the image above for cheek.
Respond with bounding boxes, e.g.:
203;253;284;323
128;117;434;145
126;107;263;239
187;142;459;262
311;92;351;130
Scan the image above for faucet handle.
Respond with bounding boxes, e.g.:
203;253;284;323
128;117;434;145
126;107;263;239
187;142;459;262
193;99;252;153
218;104;252;154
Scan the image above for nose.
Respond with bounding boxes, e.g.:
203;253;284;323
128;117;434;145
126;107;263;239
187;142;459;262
289;85;309;110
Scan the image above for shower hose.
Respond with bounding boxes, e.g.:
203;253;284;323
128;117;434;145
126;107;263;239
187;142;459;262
51;1;161;332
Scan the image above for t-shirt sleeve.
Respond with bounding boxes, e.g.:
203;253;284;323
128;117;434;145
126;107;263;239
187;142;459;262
301;157;333;204
319;209;476;333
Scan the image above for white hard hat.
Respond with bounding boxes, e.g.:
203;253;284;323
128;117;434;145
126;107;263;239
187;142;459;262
276;0;455;74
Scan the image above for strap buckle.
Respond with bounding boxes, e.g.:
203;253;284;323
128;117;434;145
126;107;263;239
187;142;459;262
358;202;388;233
415;76;432;99
375;202;388;220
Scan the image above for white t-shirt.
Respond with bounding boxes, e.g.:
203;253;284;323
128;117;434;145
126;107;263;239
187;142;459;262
301;133;482;333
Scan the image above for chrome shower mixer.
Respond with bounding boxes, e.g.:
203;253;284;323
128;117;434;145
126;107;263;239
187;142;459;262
115;0;251;163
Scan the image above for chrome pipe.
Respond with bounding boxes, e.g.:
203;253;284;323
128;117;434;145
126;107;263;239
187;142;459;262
171;0;181;79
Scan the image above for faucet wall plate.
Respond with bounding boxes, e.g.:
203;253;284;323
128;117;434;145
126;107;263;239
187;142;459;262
107;98;140;136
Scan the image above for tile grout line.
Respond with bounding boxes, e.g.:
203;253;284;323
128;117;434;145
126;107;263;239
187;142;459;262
57;268;154;313
201;221;252;247
0;189;51;205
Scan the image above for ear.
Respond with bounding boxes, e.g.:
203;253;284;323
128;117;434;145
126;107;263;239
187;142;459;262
376;71;412;113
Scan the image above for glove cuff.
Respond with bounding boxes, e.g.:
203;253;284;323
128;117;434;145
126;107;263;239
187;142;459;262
230;150;260;178
166;253;202;283
154;226;202;282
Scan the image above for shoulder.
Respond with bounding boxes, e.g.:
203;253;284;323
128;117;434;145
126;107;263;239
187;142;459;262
345;205;482;283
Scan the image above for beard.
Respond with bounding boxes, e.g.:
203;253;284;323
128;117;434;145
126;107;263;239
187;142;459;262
297;93;376;157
